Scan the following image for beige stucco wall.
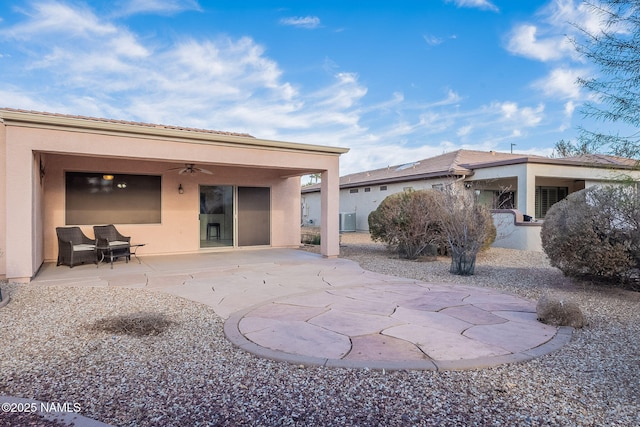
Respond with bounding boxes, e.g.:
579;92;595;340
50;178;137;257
0;122;6;278
42;154;305;262
304;178;453;231
1;112;345;281
492;210;543;252
471;162;640;218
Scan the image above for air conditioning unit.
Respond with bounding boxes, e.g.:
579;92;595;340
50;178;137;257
339;212;356;232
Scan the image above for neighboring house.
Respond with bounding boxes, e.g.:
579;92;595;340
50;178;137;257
0;109;348;282
302;149;640;251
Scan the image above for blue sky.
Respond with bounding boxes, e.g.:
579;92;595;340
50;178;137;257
0;0;611;175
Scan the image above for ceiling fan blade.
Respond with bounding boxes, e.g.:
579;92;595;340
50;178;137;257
167;163;211;175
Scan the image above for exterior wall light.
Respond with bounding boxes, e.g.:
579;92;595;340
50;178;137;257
178;184;184;194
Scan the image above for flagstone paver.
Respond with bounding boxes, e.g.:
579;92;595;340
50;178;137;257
309;309;404;336
346;334;429;361
239;317;351;359
226;279;572;370
31;248;573;371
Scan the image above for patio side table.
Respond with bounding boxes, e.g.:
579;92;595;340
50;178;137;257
96;243;146;269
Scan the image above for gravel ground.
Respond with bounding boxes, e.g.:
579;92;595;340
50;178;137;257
0;234;639;426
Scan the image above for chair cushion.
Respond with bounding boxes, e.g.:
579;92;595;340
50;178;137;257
73;244;95;251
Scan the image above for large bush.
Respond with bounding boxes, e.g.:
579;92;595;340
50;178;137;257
439;189;496;275
541;185;640;288
368;190;446;259
368;187;496;272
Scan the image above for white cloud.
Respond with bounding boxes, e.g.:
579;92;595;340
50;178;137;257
423;34;443;46
564;100;575;117
115;0;202;16
498;101;543;128
500;102;518;119
544;0;605;36
280;16;321;29
533;67;585;100
446;0;499;12
504;0;611;63
1;1;117;39
457;125;472;137
506;24;572;61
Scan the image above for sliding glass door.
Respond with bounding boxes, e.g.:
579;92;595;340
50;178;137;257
199;185;270;248
200;185;233;248
238;186;271;246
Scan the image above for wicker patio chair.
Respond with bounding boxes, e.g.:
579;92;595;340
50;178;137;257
93;224;131;263
56;226;97;268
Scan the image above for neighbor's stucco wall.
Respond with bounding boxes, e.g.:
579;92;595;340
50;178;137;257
302;161;640;252
303;178;452;231
472;162;640;218
491;210;543;252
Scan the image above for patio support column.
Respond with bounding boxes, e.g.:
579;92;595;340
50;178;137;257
516;164;536;218
5;142;34;282
525;167;537;219
320;167;340;258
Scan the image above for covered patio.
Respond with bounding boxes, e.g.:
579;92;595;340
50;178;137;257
0;109;348;282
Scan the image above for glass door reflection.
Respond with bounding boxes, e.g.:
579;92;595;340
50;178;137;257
200;185;234;248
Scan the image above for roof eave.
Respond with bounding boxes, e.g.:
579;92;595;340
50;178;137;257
302;170;472;193
0;109;349;155
461;156;638;170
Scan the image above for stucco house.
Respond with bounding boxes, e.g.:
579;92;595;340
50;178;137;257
0;108;348;282
301;149;640;251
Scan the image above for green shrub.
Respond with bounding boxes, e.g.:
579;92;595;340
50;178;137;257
541;185;640;288
368;190;447;259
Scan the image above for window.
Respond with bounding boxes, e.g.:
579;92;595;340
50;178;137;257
380;185;387;191
364;187;371;192
497;191;515;209
432;184;444;191
349;189;359;193
65;172;161;225
535;186;568;218
403;186;413;192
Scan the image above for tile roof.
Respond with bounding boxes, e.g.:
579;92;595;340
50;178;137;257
335;150;543;189
0;108;255;138
559;153;638;167
302;149;639;192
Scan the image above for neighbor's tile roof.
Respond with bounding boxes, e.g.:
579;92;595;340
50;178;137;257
559;153;638;167
0;108;255;138
305;150;543;191
302;149;638;192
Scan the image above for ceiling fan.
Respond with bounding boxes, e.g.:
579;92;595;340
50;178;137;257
168;163;213;175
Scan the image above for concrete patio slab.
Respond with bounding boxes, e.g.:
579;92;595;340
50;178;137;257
32;248;573;371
